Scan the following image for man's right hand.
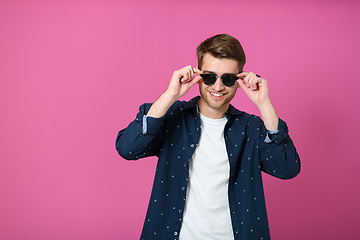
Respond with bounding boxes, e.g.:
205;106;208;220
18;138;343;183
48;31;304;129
166;65;203;99
147;66;202;118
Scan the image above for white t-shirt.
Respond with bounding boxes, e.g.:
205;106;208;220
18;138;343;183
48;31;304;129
179;113;234;240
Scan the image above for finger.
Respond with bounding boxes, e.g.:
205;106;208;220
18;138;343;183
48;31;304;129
184;73;197;83
180;70;191;83
186;66;195;81
237;78;247;89
237;78;252;95
258;77;267;87
193;67;203;74
247;72;258;90
254;77;264;90
238;72;248;79
242;73;252;88
188;74;202;86
178;66;190;82
187;66;194;78
184;66;202;84
251;76;258;90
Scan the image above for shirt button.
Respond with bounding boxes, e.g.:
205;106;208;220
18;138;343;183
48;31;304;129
184;164;187;168
179;210;182;213
174;231;178;236
190;144;194;148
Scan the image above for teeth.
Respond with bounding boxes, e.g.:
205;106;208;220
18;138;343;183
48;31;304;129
210;92;223;97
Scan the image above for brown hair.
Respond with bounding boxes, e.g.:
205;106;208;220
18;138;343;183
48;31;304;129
196;34;246;72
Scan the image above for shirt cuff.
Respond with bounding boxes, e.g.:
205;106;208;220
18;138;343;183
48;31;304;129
140;113;164;135
138;103;164;135
264;130;279;143
142;115;148;135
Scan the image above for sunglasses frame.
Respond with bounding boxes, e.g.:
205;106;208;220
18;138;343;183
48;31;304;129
200;71;242;87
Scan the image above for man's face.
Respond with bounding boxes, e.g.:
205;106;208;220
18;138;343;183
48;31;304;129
198;53;240;117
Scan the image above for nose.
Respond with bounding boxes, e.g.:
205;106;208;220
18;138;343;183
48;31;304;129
212;77;225;91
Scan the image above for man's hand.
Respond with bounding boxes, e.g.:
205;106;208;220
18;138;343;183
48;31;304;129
147;66;202;118
166;66;203;100
237;72;279;131
237;72;270;107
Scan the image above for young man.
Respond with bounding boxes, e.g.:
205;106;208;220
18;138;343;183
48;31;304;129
116;34;300;240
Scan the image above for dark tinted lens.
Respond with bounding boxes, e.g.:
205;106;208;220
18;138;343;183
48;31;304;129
221;74;238;87
201;74;217;85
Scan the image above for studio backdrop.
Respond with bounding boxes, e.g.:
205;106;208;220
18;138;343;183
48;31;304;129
1;0;359;239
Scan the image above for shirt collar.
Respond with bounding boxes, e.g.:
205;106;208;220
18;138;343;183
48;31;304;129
184;96;243;116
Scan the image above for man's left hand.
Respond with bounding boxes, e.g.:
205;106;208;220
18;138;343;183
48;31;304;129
237;72;278;130
237;72;271;107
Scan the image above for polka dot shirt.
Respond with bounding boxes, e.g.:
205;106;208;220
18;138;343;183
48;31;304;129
116;96;300;240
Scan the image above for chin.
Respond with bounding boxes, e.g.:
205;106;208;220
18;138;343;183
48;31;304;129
203;94;231;110
209;100;230;110
199;85;236;112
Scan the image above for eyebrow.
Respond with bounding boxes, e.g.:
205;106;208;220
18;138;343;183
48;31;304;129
202;70;237;76
203;70;216;74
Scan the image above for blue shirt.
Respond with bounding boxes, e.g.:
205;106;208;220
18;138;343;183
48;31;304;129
116;96;300;240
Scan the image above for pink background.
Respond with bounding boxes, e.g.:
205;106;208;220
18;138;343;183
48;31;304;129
1;0;360;239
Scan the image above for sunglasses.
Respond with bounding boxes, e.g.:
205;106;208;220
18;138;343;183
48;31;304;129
200;72;241;87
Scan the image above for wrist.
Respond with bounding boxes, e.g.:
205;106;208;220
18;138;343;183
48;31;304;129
147;91;178;119
256;99;272;111
257;101;279;131
163;89;180;103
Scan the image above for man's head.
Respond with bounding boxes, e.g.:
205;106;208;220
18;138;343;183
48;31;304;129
196;34;246;118
196;34;246;73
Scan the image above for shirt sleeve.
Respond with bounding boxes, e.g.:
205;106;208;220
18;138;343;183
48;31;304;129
264;130;279;143
259;118;301;179
115;103;165;160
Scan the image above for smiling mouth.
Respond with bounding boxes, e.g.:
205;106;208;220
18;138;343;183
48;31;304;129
210;92;225;97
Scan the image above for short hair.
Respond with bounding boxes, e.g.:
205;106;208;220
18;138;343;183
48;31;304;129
196;34;246;72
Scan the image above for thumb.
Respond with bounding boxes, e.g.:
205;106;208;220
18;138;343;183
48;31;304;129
237;78;247;89
237;79;253;96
